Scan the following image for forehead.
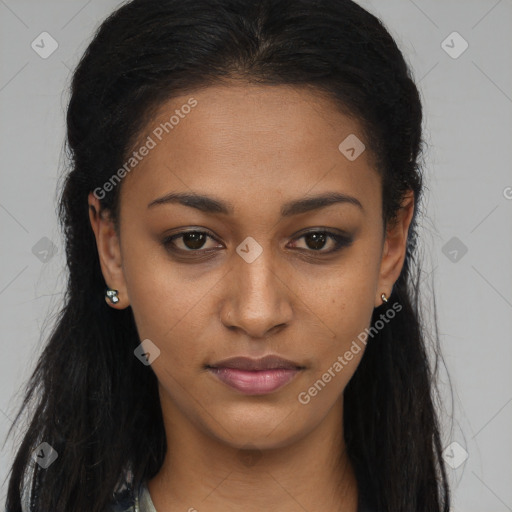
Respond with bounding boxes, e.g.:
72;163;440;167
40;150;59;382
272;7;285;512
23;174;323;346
119;83;381;217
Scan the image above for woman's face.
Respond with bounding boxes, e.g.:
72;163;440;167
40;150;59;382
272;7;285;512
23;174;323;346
90;83;412;450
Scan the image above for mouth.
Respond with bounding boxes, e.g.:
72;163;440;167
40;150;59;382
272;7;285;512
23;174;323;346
205;355;305;395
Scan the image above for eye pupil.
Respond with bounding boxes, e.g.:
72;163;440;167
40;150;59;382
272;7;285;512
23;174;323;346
183;232;206;249
305;232;327;250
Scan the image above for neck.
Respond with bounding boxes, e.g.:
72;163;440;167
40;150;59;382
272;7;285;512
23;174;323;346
148;394;359;512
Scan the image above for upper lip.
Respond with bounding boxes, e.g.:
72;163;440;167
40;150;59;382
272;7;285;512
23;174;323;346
207;355;303;371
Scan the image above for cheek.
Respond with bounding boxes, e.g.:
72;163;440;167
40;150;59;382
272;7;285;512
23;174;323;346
312;259;379;342
294;289;373;416
302;254;380;388
121;241;214;365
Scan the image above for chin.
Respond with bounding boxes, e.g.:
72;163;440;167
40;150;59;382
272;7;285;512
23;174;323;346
206;411;309;452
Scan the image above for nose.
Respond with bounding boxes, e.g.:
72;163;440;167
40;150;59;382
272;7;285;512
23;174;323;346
220;249;293;339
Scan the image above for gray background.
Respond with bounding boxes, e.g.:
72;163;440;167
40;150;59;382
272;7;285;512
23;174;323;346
1;1;511;510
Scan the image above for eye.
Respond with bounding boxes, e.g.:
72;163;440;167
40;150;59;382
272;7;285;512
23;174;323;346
288;230;353;254
162;229;353;257
162;230;222;252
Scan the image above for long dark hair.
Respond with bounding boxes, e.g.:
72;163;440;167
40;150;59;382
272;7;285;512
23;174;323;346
4;1;451;510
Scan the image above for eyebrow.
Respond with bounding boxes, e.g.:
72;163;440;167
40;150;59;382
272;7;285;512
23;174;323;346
147;191;364;216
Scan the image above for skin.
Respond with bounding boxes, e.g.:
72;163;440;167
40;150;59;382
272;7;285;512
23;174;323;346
88;83;414;512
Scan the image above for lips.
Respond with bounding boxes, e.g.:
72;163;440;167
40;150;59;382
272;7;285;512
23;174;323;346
206;355;304;395
207;355;303;371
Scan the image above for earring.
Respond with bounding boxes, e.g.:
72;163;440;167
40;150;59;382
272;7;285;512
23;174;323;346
380;292;388;304
105;287;120;304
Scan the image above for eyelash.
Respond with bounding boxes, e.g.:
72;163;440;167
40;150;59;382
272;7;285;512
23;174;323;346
162;229;353;257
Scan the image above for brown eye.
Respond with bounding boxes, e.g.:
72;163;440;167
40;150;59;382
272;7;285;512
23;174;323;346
180;232;207;250
290;231;353;254
162;229;352;259
304;232;328;250
163;231;220;252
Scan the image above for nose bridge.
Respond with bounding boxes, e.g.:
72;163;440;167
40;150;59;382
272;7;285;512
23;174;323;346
223;242;292;337
240;249;279;303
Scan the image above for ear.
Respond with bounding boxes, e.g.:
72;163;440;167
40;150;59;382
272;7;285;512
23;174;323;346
88;192;130;309
375;190;415;307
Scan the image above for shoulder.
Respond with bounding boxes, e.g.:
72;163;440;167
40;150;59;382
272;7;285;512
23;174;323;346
104;466;138;512
104;486;137;512
105;499;135;512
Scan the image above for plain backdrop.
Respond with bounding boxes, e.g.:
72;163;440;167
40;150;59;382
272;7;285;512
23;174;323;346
1;1;511;510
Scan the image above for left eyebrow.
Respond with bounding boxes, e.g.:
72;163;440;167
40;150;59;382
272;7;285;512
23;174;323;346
281;192;364;216
147;191;364;216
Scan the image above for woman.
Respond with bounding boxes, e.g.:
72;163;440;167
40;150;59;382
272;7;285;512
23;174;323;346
4;0;451;511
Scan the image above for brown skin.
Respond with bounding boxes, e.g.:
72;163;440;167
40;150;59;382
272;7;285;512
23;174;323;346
88;83;414;512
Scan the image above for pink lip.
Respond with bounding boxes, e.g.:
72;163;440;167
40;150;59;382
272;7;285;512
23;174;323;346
207;367;301;395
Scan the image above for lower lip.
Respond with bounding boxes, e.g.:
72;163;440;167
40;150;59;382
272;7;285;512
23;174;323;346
207;367;301;395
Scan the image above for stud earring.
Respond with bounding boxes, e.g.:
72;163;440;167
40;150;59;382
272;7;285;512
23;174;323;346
105;287;120;304
380;292;388;304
